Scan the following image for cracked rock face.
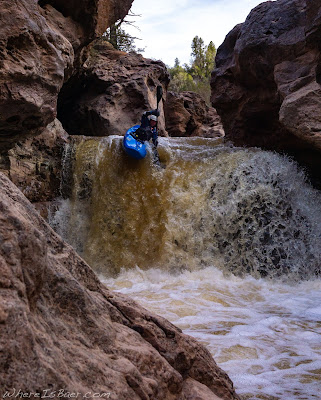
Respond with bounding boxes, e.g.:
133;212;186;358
0;172;239;400
0;0;133;152
211;0;321;184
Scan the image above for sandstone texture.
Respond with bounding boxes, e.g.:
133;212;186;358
0;0;133;152
0;119;67;201
211;0;321;183
58;40;170;137
0;172;239;400
38;0;134;39
0;119;68;218
165;91;224;138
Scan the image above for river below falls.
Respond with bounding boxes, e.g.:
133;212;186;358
103;266;321;400
50;136;321;399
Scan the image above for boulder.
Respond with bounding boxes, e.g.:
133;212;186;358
165;91;224;138
57;40;170;137
0;119;68;218
211;0;321;184
0;172;239;400
0;0;133;152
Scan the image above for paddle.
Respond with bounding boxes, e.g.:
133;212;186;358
156;85;163;110
153;85;164;168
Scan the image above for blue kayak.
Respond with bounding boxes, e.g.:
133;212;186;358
123;125;147;160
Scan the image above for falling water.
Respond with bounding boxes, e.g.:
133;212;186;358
50;136;321;399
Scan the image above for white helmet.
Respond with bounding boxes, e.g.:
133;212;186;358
149;114;158;122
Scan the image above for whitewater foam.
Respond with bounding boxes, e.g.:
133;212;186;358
103;266;321;400
49;137;321;399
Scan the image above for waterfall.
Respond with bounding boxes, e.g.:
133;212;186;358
50;136;321;281
49;136;321;400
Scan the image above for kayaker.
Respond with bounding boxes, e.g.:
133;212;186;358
134;109;160;147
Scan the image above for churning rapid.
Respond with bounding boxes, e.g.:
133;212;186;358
51;135;321;280
50;136;321;400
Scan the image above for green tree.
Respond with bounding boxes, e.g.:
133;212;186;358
169;37;216;104
190;36;206;80
104;22;144;53
168;59;196;92
204;41;216;78
103;10;144;53
190;36;216;81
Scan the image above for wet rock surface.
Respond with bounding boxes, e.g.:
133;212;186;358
211;0;321;185
165;91;224;138
0;172;239;400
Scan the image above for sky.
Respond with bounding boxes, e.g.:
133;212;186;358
125;0;267;67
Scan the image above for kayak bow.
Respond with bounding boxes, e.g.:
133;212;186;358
123;125;147;160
